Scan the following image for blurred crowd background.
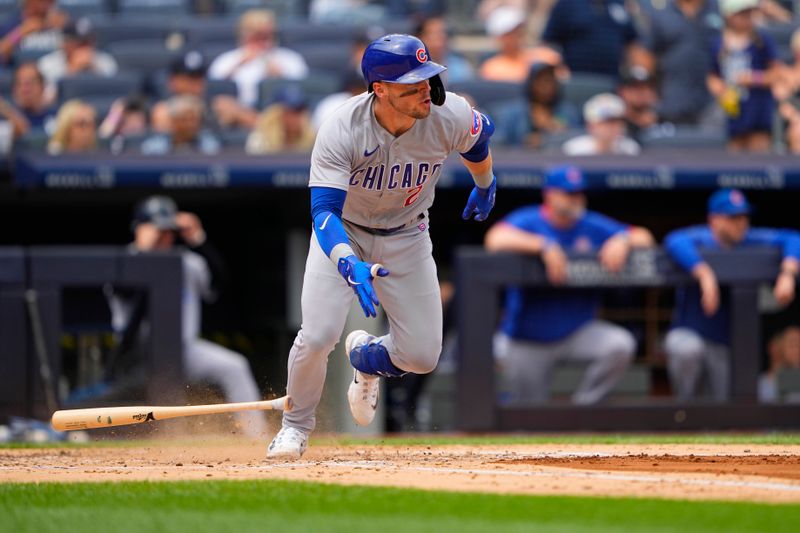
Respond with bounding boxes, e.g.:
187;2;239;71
3;0;800;156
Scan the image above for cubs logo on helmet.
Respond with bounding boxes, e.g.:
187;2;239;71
361;34;448;105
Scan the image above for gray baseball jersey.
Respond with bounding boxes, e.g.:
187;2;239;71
308;91;482;229
283;91;484;433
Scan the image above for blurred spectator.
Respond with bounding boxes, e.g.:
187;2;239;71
98;95;149;154
0;62;56;138
774;29;800;153
478;0;558;41
480;6;562;83
495;61;580;147
760;324;800;403
246;86;315;154
0;0;67;65
47;98;96;154
153;50;256;133
107;196;268;438
664;189;800;401
312;71;365;130
707;0;781;152
617;64;660;142
141;95;221;155
562;93;641;155
37;17;117;101
208;9;308;109
643;0;722;126
543;0;646;77
484;165;654;405
416;15;474;84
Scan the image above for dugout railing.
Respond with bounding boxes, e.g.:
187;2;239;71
455;247;800;431
0;247;184;421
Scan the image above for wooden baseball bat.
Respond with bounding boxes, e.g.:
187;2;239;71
51;395;292;431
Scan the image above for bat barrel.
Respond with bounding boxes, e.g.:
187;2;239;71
51;406;156;431
51;396;292;431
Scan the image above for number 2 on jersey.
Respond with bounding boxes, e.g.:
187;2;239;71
404;185;423;207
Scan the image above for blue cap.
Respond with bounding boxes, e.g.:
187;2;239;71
708;188;751;215
544;165;585;192
272;84;308;110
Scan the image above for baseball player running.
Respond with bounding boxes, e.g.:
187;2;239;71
267;34;497;458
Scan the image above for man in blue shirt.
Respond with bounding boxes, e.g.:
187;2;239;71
664;189;800;401
484;165;654;404
543;0;642;77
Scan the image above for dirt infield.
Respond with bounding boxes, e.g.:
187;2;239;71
2;441;800;503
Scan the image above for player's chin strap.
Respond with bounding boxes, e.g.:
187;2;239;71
430;74;446;106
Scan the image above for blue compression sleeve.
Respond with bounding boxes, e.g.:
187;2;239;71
460;111;495;163
310;186;351;259
664;228;705;271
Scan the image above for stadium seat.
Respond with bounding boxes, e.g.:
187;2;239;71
151;72;238;102
449;80;522;111
58;72;143;104
562;73;617;112
198;41;236;64
13;46;56;64
57;0;110;18
0;0;16;18
224;0;305;17
257;73;340;109
92;19;174;49
184;22;237;48
764;20;799;49
277;22;360;48
116;0;191;16
640;125;726;150
290;42;353;75
539;129;584;153
220;128;250;148
0;69;12;97
107;40;183;77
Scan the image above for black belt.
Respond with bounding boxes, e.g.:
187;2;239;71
346;214;424;236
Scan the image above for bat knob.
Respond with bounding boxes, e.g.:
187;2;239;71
370;263;385;277
284;396;293;412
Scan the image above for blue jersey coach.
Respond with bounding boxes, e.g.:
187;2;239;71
664;188;800;401
485;165;654;405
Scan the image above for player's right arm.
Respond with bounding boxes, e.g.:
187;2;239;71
310;187;389;318
664;227;720;316
308;116;388;318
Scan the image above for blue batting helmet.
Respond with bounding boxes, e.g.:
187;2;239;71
361;34;447;105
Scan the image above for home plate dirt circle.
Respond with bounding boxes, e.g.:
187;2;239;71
2;441;799;503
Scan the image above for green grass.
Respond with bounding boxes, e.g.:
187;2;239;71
0;479;798;533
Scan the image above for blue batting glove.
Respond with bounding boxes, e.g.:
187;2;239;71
462;175;496;222
337;255;390;318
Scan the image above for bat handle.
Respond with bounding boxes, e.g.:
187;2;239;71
370;263;385;277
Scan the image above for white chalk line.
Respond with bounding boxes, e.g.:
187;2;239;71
262;460;800;493
3;458;800;493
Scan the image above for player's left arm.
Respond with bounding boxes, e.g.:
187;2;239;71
459;109;497;221
310;186;389;318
